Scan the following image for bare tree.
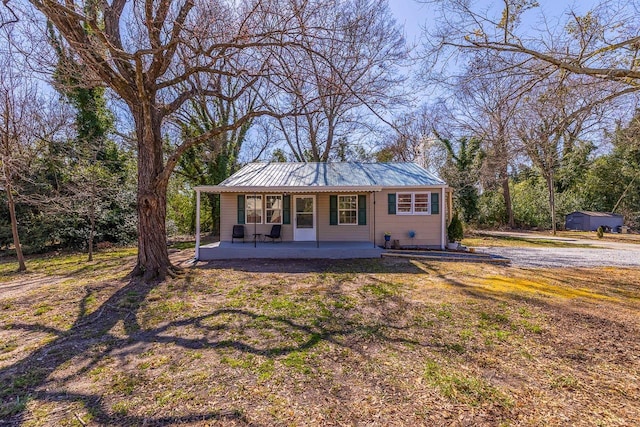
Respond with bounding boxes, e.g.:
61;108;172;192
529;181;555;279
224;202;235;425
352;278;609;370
375;105;447;171
0;42;65;270
514;75;615;234
425;0;640;95
451;54;535;228
3;0;350;280
272;0;407;161
0;66;31;271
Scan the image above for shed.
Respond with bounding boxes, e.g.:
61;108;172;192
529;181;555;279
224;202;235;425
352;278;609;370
565;211;623;231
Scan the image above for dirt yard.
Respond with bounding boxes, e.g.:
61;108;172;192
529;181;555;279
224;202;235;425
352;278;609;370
1;249;639;426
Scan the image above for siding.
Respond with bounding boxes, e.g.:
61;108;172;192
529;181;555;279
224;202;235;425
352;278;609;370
317;193;371;242
221;189;444;246
220;193;294;242
220;192;371;242
374;188;443;247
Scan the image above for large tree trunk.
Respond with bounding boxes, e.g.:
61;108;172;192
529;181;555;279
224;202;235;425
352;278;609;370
130;105;173;281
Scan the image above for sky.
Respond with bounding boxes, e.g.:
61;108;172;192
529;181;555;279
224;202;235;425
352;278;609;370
388;0;601;45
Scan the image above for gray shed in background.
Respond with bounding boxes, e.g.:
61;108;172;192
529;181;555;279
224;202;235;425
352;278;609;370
565;211;623;231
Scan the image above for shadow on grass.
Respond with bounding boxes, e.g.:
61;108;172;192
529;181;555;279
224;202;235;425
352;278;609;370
200;257;425;274
0;265;422;425
413;260;638;338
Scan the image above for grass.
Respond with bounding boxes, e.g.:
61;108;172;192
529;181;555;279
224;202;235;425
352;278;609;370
537;230;640;244
463;232;599;248
0;250;639;425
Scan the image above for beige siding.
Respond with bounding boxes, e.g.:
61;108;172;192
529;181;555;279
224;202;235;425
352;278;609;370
220;192;372;242
219;193;294;242
219;189;444;246
374;188;444;248
316;193;371;242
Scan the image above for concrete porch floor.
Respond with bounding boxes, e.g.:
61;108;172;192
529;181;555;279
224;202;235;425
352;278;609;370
197;241;383;260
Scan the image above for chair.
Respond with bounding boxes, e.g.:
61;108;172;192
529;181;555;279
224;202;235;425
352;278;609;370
232;225;245;243
264;224;282;243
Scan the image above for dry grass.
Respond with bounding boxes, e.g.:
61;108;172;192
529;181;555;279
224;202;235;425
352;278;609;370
535;230;640;244
463;232;599;248
1;251;639;426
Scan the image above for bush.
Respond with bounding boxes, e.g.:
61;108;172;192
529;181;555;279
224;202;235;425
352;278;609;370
448;213;464;242
597;226;604;238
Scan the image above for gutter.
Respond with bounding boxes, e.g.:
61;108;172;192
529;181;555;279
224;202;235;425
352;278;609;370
195;185;385;193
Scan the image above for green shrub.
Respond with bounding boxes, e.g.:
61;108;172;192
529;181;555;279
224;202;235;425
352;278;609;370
448;213;464;242
597;226;604;238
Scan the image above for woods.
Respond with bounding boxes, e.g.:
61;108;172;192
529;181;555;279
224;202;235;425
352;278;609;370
1;0;639;277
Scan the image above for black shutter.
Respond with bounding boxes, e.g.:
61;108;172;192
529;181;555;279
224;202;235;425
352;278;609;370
358;195;366;225
282;194;291;224
330;195;338;225
237;195;245;224
388;193;396;214
431;192;440;215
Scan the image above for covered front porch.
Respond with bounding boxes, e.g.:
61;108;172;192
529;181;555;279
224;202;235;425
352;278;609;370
197;241;383;260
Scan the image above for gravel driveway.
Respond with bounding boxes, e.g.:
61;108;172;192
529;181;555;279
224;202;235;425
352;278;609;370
473;232;640;268
476;246;640;268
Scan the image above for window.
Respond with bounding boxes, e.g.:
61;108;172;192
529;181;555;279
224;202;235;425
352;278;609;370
396;192;430;215
265;195;283;224
246;195;263;223
338;195;357;225
414;193;429;213
397;193;413;214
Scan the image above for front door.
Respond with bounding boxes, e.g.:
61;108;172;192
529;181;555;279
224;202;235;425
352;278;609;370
294;195;316;241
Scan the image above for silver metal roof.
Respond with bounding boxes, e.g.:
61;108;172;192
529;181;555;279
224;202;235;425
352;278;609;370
196;162;445;192
568;211;623;217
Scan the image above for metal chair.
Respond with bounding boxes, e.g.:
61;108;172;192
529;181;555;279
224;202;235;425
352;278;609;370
264;224;282;243
232;225;245;243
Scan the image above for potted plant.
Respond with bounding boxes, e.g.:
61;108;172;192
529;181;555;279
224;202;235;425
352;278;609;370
447;212;464;250
384;232;391;242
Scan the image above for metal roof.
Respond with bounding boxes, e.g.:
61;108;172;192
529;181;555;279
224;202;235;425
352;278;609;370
196;162;445;193
568;211;623;217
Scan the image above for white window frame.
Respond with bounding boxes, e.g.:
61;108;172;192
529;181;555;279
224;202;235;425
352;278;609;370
245;195;263;224
396;193;413;215
265;194;283;224
338;194;358;225
396;192;430;215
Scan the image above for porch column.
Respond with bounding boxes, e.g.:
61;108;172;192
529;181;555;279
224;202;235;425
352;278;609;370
441;186;446;250
195;189;201;259
372;191;376;248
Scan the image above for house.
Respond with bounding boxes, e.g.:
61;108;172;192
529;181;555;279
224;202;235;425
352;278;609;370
565;211;623;232
194;162;451;259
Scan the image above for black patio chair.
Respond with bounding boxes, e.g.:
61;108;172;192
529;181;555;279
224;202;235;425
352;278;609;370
232;225;245;243
264;224;282;243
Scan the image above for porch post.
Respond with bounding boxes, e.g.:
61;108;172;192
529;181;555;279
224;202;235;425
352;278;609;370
372;191;376;248
195;189;201;259
441;186;446;250
316;193;320;248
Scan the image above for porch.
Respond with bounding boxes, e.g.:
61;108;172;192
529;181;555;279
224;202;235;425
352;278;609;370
197;241;383;260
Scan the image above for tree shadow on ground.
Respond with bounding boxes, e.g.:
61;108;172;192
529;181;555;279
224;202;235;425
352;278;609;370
0;266;423;425
199;257;425;274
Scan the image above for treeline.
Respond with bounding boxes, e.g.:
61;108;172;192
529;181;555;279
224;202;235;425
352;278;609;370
478;114;640;229
376;1;640;233
1;0;639;275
